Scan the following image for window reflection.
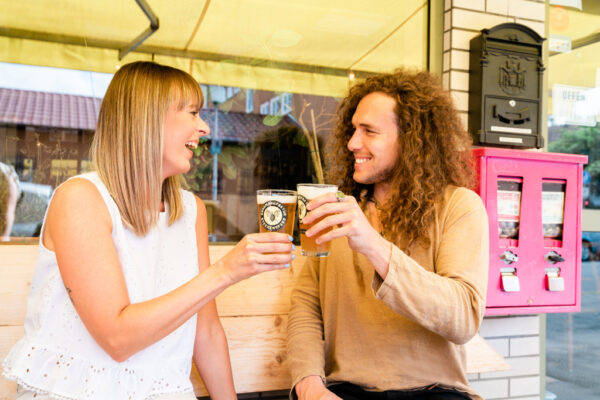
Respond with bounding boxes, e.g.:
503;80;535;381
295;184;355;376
546;233;600;399
548;5;600;209
0;86;338;242
0;1;430;243
547;3;600;397
1;123;94;238
182;88;338;242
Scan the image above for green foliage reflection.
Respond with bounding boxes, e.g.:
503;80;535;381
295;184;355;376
549;124;600;177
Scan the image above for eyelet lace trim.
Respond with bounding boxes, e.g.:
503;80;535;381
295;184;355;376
3;344;194;400
5;376;194;400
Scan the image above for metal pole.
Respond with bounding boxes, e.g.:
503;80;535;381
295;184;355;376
211;106;219;202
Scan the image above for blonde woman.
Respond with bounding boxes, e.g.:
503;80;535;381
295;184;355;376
2;62;294;400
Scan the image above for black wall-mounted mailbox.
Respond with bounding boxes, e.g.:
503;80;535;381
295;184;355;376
469;23;545;148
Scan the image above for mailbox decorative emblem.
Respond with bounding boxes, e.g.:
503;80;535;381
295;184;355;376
499;60;526;95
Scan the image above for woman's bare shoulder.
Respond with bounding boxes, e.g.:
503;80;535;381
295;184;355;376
44;177;112;250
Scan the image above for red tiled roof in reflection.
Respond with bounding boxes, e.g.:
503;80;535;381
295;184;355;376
0;87;102;130
199;109;299;143
0;88;299;142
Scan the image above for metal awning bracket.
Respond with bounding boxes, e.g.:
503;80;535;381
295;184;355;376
119;0;159;60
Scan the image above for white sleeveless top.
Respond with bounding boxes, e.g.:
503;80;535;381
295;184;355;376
2;172;199;400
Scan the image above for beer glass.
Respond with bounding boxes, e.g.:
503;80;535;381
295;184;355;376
256;189;297;235
297;183;338;257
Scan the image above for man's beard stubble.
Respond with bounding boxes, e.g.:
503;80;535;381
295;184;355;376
353;162;398;187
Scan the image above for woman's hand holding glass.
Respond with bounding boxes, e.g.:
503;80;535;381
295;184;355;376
215;232;294;284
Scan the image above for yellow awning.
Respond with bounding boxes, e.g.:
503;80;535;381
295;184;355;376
0;0;429;97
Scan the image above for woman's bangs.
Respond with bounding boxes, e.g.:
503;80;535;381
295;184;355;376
170;73;204;111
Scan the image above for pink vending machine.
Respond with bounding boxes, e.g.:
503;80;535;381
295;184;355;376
473;147;588;315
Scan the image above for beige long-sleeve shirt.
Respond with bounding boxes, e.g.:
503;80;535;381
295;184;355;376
286;186;489;399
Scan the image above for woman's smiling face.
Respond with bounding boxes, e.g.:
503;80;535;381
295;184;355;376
162;102;209;180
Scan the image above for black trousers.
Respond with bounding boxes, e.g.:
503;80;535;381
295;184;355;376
328;383;471;400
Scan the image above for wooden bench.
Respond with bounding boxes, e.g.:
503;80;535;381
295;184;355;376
0;244;508;399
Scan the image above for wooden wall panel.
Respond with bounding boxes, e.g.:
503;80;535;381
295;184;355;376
0;251;36;325
0;326;23;400
192;315;292;396
0;244;508;399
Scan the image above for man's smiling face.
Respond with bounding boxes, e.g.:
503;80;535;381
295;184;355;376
348;91;400;189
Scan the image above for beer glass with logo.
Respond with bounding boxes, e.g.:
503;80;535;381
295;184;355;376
297;183;338;257
257;189;297;236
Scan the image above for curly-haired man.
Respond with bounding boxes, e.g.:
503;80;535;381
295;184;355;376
287;69;489;400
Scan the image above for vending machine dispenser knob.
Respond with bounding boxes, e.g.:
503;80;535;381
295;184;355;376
545;251;565;264
500;250;519;264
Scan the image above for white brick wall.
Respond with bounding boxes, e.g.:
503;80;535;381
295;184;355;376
480;356;540;379
505;398;540;400
479;315;540;337
451;90;469;112
450;49;470;70
450;70;469;91
510;376;541;397
471;378;509;399
515;19;545;37
443;0;546;139
454;0;486;11
442;71;450;90
444;1;547;396
510;336;540;357
452;8;512;31
459;112;468;131
485;337;510;357
486;0;510;14
451;29;479;50
470;316;542;400
486;0;545;21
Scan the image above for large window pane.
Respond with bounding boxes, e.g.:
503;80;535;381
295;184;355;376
0;2;431;242
546;4;600;396
546;233;600;398
182;87;338;241
548;3;600;209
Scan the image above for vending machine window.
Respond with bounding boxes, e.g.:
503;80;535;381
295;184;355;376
542;180;566;245
497;177;522;244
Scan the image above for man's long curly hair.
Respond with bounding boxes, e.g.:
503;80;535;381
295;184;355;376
326;68;474;250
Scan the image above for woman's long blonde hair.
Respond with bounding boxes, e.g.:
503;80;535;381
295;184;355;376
90;61;204;236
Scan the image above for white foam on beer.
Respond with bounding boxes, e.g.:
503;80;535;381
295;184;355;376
297;185;338;200
257;194;297;204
